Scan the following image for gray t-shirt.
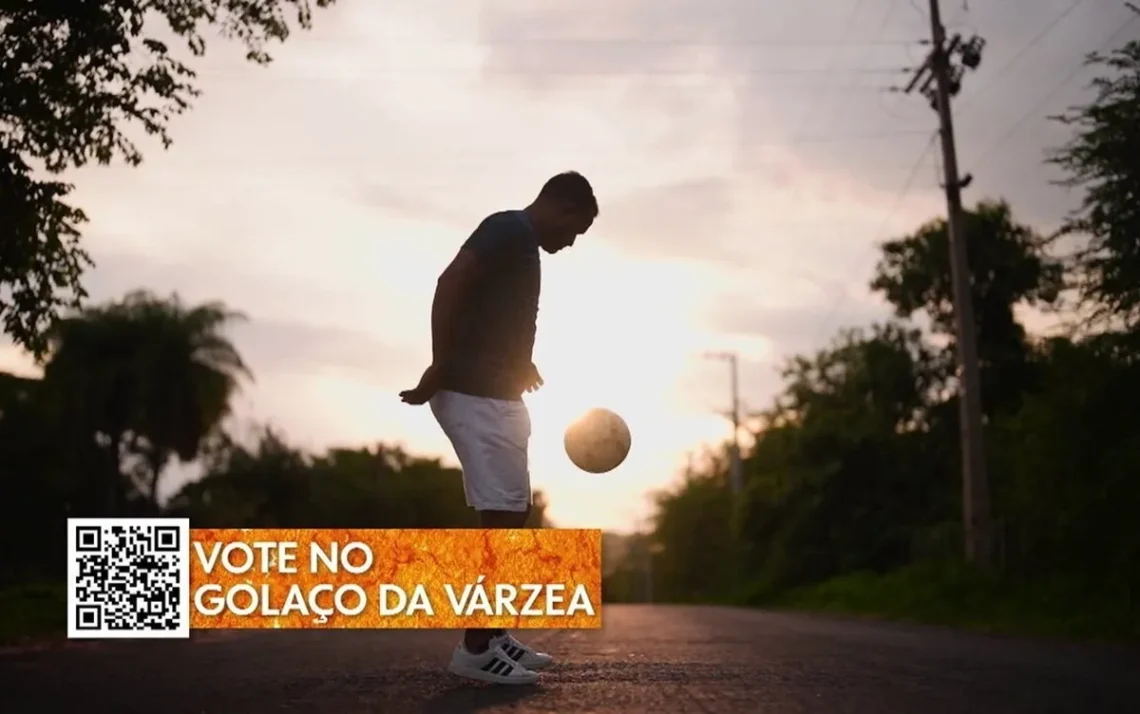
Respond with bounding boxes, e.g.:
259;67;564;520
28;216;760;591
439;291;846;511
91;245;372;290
440;210;541;401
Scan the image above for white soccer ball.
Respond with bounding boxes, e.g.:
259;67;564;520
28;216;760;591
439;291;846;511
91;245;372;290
564;407;631;474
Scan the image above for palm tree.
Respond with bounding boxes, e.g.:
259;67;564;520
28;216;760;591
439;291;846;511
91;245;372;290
43;290;251;514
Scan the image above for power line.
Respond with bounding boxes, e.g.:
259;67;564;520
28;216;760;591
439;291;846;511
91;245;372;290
781;0;934;171
812;131;939;341
90;131;939;172
967;14;1139;172
205;67;912;78
943;0;1011;34
470;38;929;47
957;0;1090;112
785;0;876;144
198;66;913;79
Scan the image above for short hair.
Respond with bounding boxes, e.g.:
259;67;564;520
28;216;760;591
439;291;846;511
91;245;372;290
538;171;598;217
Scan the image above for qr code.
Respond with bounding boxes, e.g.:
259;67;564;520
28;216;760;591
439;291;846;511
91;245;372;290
67;518;190;639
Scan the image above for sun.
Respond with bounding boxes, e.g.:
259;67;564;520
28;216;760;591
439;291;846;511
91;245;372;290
523;245;711;472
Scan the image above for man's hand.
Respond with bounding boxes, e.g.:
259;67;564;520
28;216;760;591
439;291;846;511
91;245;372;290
400;364;443;405
523;362;544;394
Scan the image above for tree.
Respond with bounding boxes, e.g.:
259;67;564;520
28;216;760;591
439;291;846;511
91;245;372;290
735;323;950;590
647;454;737;602
43;291;249;513
870;200;1063;414
167;427;554;529
990;336;1140;588
0;0;335;356
0;372;73;581
1048;39;1140;335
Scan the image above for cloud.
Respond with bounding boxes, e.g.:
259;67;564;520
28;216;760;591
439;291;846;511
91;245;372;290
707;290;892;356
12;0;1128;530
478;0;1134;221
356;182;469;227
600;177;739;262
72;249;426;387
229;319;421;384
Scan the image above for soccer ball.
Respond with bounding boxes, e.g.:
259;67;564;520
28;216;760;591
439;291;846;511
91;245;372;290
564;407;631;474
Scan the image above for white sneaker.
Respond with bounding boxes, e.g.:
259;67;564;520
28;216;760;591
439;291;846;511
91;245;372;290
448;643;539;685
490;632;554;671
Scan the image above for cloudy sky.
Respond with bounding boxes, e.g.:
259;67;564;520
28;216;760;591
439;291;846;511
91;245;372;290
3;0;1135;531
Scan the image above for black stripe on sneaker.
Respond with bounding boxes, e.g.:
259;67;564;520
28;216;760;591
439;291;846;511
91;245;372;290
481;658;498;672
490;659;511;675
505;645;524;661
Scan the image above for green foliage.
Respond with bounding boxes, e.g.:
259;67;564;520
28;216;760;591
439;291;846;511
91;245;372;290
761;564;1138;642
0;0;336;356
0;582;66;645
42;291;250;512
990;336;1140;584
167;430;551;530
738;323;954;591
871;200;1063;414
615;38;1140;639
0;373;77;582
1049;40;1140;329
646;458;737;602
0;290;551;595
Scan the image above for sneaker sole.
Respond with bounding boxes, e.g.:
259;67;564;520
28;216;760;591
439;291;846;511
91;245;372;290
448;662;539;685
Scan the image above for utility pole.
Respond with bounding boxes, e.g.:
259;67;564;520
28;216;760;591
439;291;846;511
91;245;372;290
904;0;993;567
637;533;663;603
642;534;654;603
703;351;743;496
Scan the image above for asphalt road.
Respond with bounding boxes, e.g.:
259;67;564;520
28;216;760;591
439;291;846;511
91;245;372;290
2;605;1137;713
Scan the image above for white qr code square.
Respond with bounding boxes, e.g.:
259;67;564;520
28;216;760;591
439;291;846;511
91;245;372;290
67;518;190;639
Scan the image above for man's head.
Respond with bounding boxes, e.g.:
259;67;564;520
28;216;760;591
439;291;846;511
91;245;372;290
527;171;598;254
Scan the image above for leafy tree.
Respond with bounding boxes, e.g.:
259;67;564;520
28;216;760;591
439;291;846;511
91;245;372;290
647;455;737;602
42;291;249;513
168;426;312;526
167;427;553;529
1049;40;1140;334
772;322;939;436
0;0;335;356
990;336;1140;588
736;323;950;590
601;111;1140;636
0;372;71;581
870;200;1063;414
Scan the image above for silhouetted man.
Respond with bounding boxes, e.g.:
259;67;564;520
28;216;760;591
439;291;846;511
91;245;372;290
400;171;599;685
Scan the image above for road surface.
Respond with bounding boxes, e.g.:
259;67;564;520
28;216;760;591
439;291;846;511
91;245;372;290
1;605;1137;713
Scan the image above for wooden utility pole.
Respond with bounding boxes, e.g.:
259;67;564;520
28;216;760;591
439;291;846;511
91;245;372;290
905;0;993;567
704;351;744;496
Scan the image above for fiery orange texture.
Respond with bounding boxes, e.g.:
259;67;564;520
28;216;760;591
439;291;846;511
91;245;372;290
188;529;602;630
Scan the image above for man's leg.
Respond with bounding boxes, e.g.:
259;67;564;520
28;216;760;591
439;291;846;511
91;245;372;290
473;505;554;671
462;507;530;653
432;391;541;684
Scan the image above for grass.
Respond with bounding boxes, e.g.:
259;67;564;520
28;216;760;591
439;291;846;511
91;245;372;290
742;563;1139;644
0;582;66;645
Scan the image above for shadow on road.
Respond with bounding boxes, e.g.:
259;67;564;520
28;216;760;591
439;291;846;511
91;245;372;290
420;682;542;713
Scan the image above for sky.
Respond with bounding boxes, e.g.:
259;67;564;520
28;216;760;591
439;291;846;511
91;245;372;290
2;0;1136;532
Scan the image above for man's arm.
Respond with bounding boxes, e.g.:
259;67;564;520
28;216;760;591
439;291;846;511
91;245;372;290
430;213;529;366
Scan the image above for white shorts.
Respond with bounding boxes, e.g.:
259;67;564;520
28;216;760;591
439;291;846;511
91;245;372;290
430;389;532;513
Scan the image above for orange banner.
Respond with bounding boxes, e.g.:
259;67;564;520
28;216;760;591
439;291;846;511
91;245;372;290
188;529;602;630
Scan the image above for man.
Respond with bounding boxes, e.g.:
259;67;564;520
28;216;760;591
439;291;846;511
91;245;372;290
399;171;598;685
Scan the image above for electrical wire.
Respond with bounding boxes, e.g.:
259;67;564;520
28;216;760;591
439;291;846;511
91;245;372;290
967;13;1139;173
812;131;940;340
784;0;876;144
957;0;1091;112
